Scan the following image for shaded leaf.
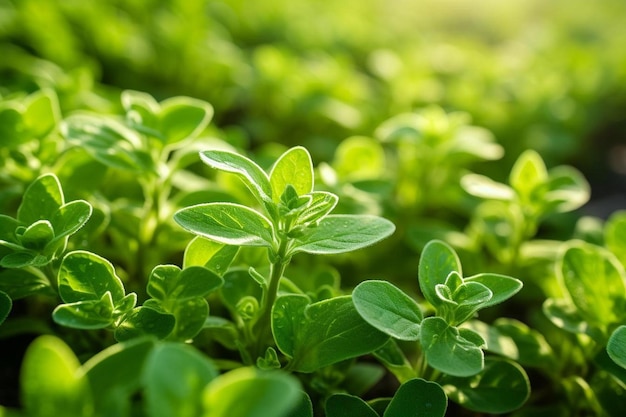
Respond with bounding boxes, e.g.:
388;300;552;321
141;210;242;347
325;394;378;417
384;378;447;417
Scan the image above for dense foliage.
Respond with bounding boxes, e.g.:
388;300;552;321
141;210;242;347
1;0;626;416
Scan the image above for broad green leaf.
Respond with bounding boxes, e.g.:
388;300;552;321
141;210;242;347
464;273;523;309
147;265;223;302
461;173;515;200
607;325;626;369
0;290;11;325
353;280;422;341
203;367;301;417
606;211;626;268
443;358;530;414
183;236;239;274
559;241;626;328
509;149;548;199
52;291;116;329
50;200;93;240
286;392;314;417
19;220;54;250
325;394;378;417
292;215;395;255
166;297;210;341
272;295;389;372
270;146;314;202
143;343;218;417
17;174;63;224
418;240;462;309
384;378;447;417
420;316;484;377
62;114;153;172
82;337;156;416
21;335;93;417
114;306;176;341
58;251;126;304
174;203;274;247
199;149;273;204
0;251;47;268
160;96;213;145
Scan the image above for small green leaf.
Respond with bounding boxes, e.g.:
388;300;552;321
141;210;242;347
147;265;223;302
175;203;274;247
58;251;126;304
19;220;54;250
270;146;314;203
143;343;218;417
559;241;626;328
353;280;422;341
199;149;273;204
464;273;523;309
50;200;93;240
509;149;548;199
325;394;378;417
292;215;395;255
443;358;530;414
461;173;515;200
296;191;338;225
384;378;447;417
21;335;93;417
114;306;176;341
18;174;63;225
272;295;389;373
0;290;11;325
166;297;210;341
83;337;156;417
52;292;115;329
183;236;239;274
608;326;626;369
418;240;462;309
203;367;301;417
420;316;484;377
160;96;213;145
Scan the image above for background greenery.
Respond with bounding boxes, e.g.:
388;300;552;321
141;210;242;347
1;0;626;415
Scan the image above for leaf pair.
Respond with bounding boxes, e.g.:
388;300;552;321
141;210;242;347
0;174;92;268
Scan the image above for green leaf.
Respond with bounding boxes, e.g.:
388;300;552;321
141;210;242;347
384;378;447;417
220;268;263;315
114;306;176;341
166;297;210;341
272;295;390;373
174;203;274;247
558;241;626;328
183;236;239;274
292;215;395;255
121;89;160;136
58;251;126;304
296;191;338;225
0;290;11;325
52;292;116;329
461;173;515;200
50;200;93;240
509;149;548;199
143;343;218;417
147;265;223;302
544;166;590;213
199;149;273;204
353;280;422;341
418;240;462;309
464;273;523;309
0;251;47;268
160;96;213;145
333;136;386;181
82;337;156;416
22;89;59;138
270;146;314;202
21;335;93;417
420;316;484;377
325;394;378;417
0;268;52;299
203;367;301;417
18;174;63;225
542;298;604;340
608;325;626;369
443;358;530;414
19;220;54;250
286;392;314;417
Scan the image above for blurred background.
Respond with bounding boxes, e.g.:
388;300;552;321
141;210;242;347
1;0;625;212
